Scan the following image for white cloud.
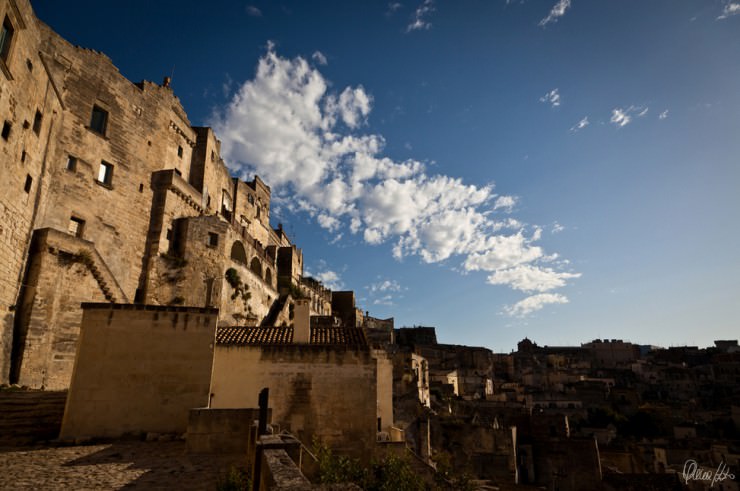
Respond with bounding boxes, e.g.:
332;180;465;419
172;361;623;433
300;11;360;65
570;116;589;132
718;2;740;19
246;5;262;17
211;46;578;316
486;265;581;292
373;295;394;306
540;88;561;108
611;106;649;127
314;270;344;290
370;279;402;293
659;110;669;120
387;2;402;15
407;0;435;31
552;222;565;234
505;293;569;317
539;0;571;27
312;51;328;66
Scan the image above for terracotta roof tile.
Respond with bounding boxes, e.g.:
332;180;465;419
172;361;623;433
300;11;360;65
216;326;367;348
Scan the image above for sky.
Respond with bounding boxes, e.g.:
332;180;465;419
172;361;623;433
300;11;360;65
34;0;740;352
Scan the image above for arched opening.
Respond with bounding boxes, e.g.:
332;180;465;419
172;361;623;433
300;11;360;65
265;267;272;286
230;241;247;264
250;257;262;279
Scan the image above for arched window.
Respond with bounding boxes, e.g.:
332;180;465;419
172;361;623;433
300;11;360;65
250;257;262;278
230;241;247;264
265;267;272;286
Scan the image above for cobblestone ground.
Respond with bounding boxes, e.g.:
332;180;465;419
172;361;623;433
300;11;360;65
0;441;246;490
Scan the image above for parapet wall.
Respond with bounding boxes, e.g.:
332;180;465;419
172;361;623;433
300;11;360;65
60;303;217;440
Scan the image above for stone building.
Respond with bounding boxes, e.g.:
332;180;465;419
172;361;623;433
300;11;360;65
0;0;332;389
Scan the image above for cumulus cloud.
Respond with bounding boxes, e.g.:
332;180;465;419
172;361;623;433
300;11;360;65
314;270;344;291
540;88;561;108
718;2;740;19
505;293;569;317
211;46;578;316
407;0;435;31
539;0;571;27
312;51;328;66
246;5;262;17
486;265;581;292
570;116;589;132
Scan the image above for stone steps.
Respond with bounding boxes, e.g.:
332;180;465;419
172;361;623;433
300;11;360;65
0;390;67;446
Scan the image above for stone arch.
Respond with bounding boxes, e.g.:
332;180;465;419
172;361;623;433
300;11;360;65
230;241;247;264
250;257;262;279
265;267;272;286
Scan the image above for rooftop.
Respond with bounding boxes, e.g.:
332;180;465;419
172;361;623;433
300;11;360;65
216;326;368;347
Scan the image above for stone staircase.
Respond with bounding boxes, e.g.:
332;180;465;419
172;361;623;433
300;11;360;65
0;390;67;447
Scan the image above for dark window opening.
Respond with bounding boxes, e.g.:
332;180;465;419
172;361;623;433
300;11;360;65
23;174;32;193
139;183;144;192
68;217;85;238
177;145;183;158
166;228;172;240
207;232;219;247
0;16;14;62
90;105;108;135
2;121;11;140
32;110;42;135
66;156;77;171
174;168;182;176
97;161;113;187
21;149;26;163
26;59;32;71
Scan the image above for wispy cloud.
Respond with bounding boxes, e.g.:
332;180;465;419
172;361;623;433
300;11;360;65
312;50;328;66
407;0;435;31
718;2;740;19
386;2;403;15
246;5;262;17
570;116;589;132
552;222;565;234
610;105;649;128
370;279;402;293
659;109;669;120
540;88;561;108
539;0;571;27
210;46;578;316
505;293;569;317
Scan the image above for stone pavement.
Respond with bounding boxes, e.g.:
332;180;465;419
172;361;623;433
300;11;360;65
0;440;245;490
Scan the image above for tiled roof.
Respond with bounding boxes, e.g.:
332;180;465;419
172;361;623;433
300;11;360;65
216;326;368;347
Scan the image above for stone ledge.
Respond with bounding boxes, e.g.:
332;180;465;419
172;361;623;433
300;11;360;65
80;302;219;315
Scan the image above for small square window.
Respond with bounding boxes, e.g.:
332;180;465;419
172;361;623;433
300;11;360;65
97;161;113;187
177;145;183;158
24;174;32;193
66;156;77;171
90;105;108;136
33;110;42;135
2;121;11;140
207;232;219;247
68;217;85;238
0;16;14;63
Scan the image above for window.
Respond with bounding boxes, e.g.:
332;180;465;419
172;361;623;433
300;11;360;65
66;156;77;171
177;145;183;158
97;161;113;187
207;232;219;247
68;217;85;238
32;110;42;135
0;16;14;63
89;105;108;135
24;174;32;193
20;150;25;163
1;121;10;140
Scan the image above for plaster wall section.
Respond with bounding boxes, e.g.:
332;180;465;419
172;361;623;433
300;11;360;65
0;0;63;382
210;345;377;458
60;304;217;440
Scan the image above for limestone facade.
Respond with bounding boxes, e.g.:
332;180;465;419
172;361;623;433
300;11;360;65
0;0;333;389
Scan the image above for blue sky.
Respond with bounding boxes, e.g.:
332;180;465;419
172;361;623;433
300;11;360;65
36;1;740;351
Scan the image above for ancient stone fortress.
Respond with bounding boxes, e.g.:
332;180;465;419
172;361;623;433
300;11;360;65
0;0;335;391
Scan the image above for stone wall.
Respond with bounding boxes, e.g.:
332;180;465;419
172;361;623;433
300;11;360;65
59;304;217;440
210;345;377;458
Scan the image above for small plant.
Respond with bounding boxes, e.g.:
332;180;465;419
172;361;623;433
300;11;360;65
70;249;94;266
225;267;251;311
216;465;250;491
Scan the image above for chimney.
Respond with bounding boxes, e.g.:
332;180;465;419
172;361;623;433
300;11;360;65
294;298;310;343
